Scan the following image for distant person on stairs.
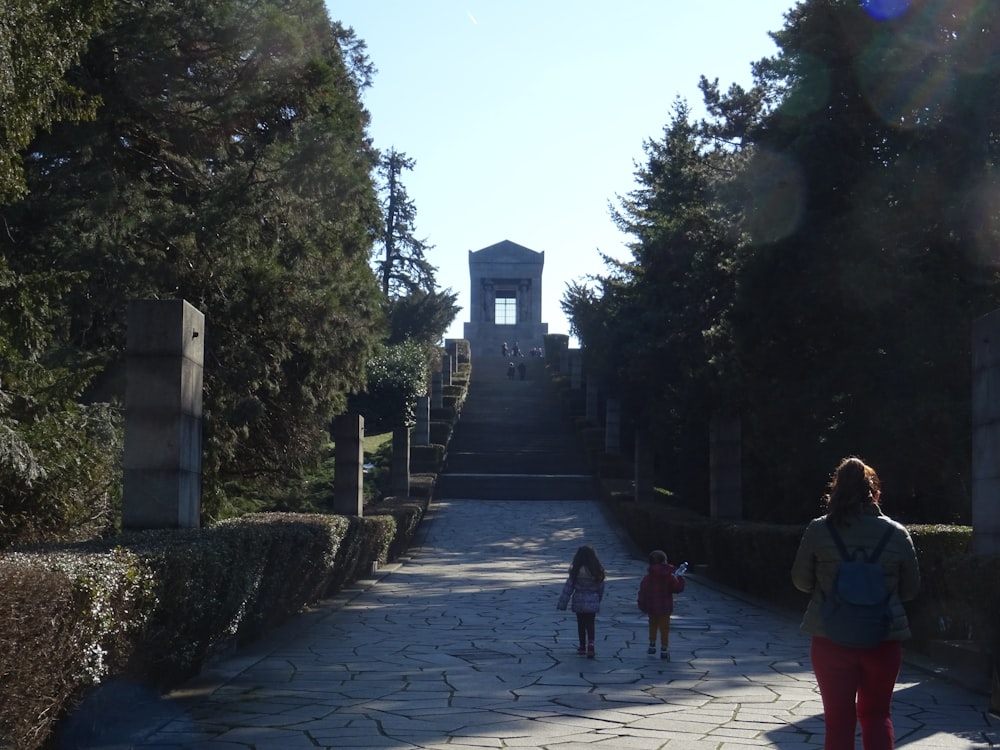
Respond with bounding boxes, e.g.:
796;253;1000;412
557;545;606;658
517;362;527;380
507;362;516;380
501;342;508;357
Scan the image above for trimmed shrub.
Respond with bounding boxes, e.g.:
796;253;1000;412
0;548;155;750
410;444;445;474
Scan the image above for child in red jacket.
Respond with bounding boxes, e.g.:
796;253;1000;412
637;549;685;660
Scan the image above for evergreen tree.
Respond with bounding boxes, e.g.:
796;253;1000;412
724;0;1000;521
376;149;436;297
564;100;741;504
3;0;385;515
0;0;122;544
0;0;113;203
565;0;1000;523
385;289;460;346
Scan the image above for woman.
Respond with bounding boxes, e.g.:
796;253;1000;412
791;456;920;750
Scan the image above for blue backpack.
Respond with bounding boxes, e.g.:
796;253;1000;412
820;522;896;648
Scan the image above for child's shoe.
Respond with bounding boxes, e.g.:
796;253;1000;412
647;643;656;655
576;645;587;655
587;642;596;659
660;649;671;661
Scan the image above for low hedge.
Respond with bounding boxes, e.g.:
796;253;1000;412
429;420;453;446
0;549;155;749
0;505;424;750
1;356;473;750
609;496;1000;653
410;443;446;474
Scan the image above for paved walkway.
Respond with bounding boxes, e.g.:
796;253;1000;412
81;499;998;749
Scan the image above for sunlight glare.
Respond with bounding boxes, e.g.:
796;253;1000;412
862;0;910;21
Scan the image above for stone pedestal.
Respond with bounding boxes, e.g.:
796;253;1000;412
605;398;621;454
441;354;453;386
431;371;444;409
634;430;655;502
123;299;204;530
710;412;742;520
392;426;410;497
414;396;430;445
585;375;599;425
333;414;364;515
972;310;1000;556
570;350;583;390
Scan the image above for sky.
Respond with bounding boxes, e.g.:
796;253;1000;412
325;1;798;343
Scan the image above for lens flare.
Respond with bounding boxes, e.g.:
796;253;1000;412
862;0;910;21
858;33;955;130
743;150;806;246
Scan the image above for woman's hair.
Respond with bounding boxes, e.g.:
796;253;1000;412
570;544;606;582
824;456;880;524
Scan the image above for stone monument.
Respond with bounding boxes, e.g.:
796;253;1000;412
463;239;549;356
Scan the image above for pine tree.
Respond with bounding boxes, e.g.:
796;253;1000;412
377;149;437;297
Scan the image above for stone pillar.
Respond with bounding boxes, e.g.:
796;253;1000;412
585;375;599;424
519;279;530;322
441;354;453;386
123;299;204;530
391;426;410;497
972;310;1000;556
414;395;430;445
605;398;621;455
710;412;742;520
570;352;583;390
431;370;444;409
634;429;655;502
484;282;495;323
333;414;364;515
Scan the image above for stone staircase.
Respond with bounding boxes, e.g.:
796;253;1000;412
435;353;596;501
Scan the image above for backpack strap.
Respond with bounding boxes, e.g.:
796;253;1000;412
826;521;851;561
868;525;896;563
827;520;896;563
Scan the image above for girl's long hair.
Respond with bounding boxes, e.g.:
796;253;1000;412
569;544;606;582
824;456;880;525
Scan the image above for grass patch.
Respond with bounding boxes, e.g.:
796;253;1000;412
364;431;392;454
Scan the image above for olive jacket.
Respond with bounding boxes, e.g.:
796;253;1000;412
790;504;921;641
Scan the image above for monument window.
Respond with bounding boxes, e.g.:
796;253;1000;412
495;293;517;325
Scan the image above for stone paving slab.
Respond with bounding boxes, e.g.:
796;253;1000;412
68;499;1000;749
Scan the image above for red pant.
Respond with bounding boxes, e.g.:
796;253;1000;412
810;636;902;750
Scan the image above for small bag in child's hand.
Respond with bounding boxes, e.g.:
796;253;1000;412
820;523;896;649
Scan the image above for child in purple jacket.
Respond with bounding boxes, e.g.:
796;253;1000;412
637;549;685;660
557;545;606;658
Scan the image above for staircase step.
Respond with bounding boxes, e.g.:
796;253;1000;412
446;451;588;475
436;356;596;502
435;473;595;501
